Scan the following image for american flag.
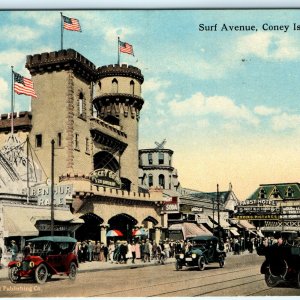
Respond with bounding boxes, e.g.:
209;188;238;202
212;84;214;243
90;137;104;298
14;72;37;98
63;15;81;32
119;41;134;56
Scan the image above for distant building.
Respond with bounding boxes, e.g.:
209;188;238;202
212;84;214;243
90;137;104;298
236;182;300;235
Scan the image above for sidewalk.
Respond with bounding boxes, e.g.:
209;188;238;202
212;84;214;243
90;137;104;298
0;258;176;281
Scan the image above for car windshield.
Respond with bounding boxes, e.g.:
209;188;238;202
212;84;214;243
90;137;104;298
30;241;75;256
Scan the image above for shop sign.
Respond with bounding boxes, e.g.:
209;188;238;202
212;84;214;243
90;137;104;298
237;206;280;214
36;224;69;231
181;205;203;213
191;207;203;213
241;199;276;206
163;196;179;213
237;215;279;220
90;168;121;188
22;184;73;206
280;206;300;219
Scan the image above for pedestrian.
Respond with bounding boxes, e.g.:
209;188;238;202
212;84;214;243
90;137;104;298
135;241;141;259
120;241;128;264
0;245;2;268
95;241;101;261
130;241;136;263
164;240;170;258
81;241;87;262
23;242;32;257
152;241;158;260
144;239;151;262
140;240;145;262
104;244;109;262
108;240;115;263
114;241;121;263
87;241;94;262
99;242;105;262
10;240;18;261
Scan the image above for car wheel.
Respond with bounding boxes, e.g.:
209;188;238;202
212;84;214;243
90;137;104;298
296;271;300;289
35;263;48;284
264;269;280;287
68;262;77;280
8;266;20;283
198;257;205;271
175;261;182;271
47;274;52;281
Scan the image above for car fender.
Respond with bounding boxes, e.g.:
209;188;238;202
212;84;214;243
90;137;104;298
260;260;268;274
8;261;19;268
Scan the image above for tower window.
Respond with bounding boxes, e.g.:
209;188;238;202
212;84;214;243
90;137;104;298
78;92;86;120
35;134;42;148
85;137;89;153
159;174;165;189
57;132;62;147
112;78;118;93
285;186;294;198
158;152;164;164
149;174;153;187
130;80;135;95
75;133;79;150
148;153;153;165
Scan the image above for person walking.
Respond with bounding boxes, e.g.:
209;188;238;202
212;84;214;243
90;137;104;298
99;242;105;262
108;241;115;263
130;241;136;263
10;240;18;261
87;241;94;262
104;243;109;262
144;239;151;262
95;241;101;261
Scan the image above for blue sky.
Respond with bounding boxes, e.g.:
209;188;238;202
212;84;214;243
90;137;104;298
1;9;300;199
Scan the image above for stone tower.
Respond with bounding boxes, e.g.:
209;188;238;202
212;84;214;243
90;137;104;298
25;49;96;180
93;64;144;192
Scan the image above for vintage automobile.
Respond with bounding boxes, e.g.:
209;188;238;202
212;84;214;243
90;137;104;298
175;235;226;271
8;236;78;284
257;231;300;288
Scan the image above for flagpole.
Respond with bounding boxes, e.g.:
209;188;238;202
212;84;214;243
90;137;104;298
60;12;63;50
11;66;14;135
117;36;120;65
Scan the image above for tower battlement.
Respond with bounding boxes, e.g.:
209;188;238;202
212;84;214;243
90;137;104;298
26;49;96;82
97;64;144;83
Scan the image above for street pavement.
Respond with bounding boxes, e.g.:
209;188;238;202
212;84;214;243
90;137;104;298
0;251;253;282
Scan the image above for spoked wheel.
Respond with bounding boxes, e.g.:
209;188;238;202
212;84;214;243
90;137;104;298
198;256;205;271
68;262;77;280
175;261;182;271
8;266;20;283
264;269;280;287
296;271;300;289
35;263;48;284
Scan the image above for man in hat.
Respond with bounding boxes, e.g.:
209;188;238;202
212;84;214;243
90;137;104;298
10;240;18;261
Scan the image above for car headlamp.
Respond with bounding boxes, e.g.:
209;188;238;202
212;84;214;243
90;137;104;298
29;261;35;268
192;253;197;259
16;262;21;268
179;254;184;259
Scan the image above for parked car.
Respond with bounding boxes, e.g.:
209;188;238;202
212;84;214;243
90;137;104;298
175;235;226;271
257;231;300;288
8;236;78;284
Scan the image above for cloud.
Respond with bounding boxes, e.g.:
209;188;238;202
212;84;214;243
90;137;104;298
0;26;41;42
271;112;300;131
236;32;300;61
254;105;281;116
12;11;58;27
0;77;10;112
169;92;260;126
143;78;171;93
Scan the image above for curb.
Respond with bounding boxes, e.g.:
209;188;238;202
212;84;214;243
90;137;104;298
0;260;174;282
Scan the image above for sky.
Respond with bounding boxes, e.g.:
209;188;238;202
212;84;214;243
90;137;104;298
1;9;300;200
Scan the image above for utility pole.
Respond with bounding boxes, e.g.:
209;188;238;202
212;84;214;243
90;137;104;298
217;184;221;238
51;139;55;237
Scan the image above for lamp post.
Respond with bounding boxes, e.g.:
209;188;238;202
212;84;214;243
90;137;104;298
51;139;55;237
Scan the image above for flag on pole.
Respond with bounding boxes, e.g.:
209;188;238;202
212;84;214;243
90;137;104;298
62;15;81;32
14;72;37;98
119;40;134;56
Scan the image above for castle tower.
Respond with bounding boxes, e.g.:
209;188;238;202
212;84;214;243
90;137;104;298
25;49;96;180
93;64;144;192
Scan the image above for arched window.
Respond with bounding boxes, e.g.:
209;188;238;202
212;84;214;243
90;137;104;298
79;92;84;117
130;80;135;95
285;186;294;198
159;174;165;189
148;174;153;187
112;78;118;93
98;81;102;91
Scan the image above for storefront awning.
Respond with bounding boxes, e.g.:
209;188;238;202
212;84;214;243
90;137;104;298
208;216;231;229
169;222;212;239
238;220;256;230
230;228;240;236
3;206;83;237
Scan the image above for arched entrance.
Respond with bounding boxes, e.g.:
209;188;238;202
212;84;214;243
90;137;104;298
93;151;119;172
75;213;103;242
142;216;159;241
108;213;138;241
